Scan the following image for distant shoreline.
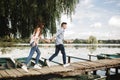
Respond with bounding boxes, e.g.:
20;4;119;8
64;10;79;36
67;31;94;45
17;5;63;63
15;43;120;47
0;42;120;47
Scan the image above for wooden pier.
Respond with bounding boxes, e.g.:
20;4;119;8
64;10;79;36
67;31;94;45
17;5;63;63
0;58;120;80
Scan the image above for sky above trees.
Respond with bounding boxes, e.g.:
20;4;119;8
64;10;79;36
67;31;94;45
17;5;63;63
61;0;120;40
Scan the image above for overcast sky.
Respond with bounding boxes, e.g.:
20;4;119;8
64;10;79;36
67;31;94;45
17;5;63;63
59;0;120;40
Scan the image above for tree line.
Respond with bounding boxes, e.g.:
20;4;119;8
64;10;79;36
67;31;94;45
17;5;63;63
73;36;120;44
0;0;79;39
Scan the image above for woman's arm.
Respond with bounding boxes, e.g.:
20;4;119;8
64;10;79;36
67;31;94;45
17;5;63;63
34;29;40;45
40;38;50;43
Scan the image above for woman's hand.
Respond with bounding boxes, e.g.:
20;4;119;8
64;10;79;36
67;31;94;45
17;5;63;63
40;38;50;43
34;42;37;46
44;39;51;43
50;36;55;42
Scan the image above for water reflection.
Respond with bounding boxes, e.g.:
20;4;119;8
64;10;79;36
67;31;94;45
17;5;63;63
0;44;120;79
0;44;120;55
87;45;97;54
1;48;12;54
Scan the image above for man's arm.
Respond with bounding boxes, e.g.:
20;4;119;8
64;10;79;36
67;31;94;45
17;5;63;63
56;29;63;37
41;38;50;43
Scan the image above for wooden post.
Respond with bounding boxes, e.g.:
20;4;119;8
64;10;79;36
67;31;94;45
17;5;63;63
89;55;91;61
116;67;118;74
93;70;97;75
106;68;110;76
68;56;71;63
85;72;88;75
85;72;91;75
44;59;47;64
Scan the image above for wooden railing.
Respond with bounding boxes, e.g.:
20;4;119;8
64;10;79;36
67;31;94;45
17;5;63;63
66;55;91;63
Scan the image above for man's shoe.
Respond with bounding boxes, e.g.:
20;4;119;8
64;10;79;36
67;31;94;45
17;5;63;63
34;64;42;69
46;60;51;67
21;65;28;72
63;63;70;67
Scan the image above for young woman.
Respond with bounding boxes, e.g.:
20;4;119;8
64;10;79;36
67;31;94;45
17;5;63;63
22;22;49;72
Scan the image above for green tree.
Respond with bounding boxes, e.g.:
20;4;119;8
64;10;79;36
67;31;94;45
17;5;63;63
87;36;98;54
0;0;79;39
87;36;98;44
73;39;80;43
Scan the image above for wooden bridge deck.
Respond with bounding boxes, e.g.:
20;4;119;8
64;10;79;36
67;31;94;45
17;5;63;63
0;58;120;79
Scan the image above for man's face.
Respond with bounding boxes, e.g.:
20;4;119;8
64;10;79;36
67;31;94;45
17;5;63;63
63;24;67;29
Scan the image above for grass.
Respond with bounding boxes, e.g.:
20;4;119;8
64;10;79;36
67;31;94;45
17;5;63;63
0;38;29;47
0;42;14;47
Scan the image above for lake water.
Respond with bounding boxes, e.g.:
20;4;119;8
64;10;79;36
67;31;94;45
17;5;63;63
0;44;120;79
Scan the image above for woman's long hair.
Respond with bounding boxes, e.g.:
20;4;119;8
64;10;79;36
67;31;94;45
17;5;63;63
33;22;44;37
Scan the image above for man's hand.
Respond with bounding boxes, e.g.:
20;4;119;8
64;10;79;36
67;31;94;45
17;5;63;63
50;36;55;42
45;39;51;43
42;39;51;43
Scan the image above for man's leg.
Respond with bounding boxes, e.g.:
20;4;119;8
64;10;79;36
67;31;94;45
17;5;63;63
49;45;60;61
60;44;66;64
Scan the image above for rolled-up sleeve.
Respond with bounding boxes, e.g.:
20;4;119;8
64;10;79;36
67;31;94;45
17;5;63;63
55;28;64;45
56;29;62;37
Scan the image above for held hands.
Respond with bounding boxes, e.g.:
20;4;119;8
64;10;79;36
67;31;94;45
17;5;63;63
45;39;51;43
42;38;51;43
49;36;55;42
41;36;56;43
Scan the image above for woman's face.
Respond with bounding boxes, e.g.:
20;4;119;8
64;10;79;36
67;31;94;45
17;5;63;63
42;24;44;28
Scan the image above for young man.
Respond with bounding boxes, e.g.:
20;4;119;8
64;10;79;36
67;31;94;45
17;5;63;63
47;22;70;67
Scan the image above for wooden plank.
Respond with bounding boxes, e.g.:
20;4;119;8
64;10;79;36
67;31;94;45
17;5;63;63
110;59;120;64
36;67;53;74
49;65;73;73
76;62;95;68
16;68;42;77
0;73;3;79
17;68;31;76
59;70;85;77
10;69;24;77
0;70;10;78
113;58;120;61
70;63;86;70
28;69;41;75
75;62;107;72
93;60;108;66
93;59;119;68
96;59;119;67
79;61;105;68
5;69;17;78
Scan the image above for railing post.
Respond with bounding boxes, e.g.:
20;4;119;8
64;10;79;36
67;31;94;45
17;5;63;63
44;59;47;64
68;56;71;63
89;55;91;61
93;70;97;75
85;72;88;75
116;67;118;74
106;68;110;76
85;72;91;75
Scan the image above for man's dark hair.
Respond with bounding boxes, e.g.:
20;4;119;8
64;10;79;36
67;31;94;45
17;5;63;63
61;22;67;27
